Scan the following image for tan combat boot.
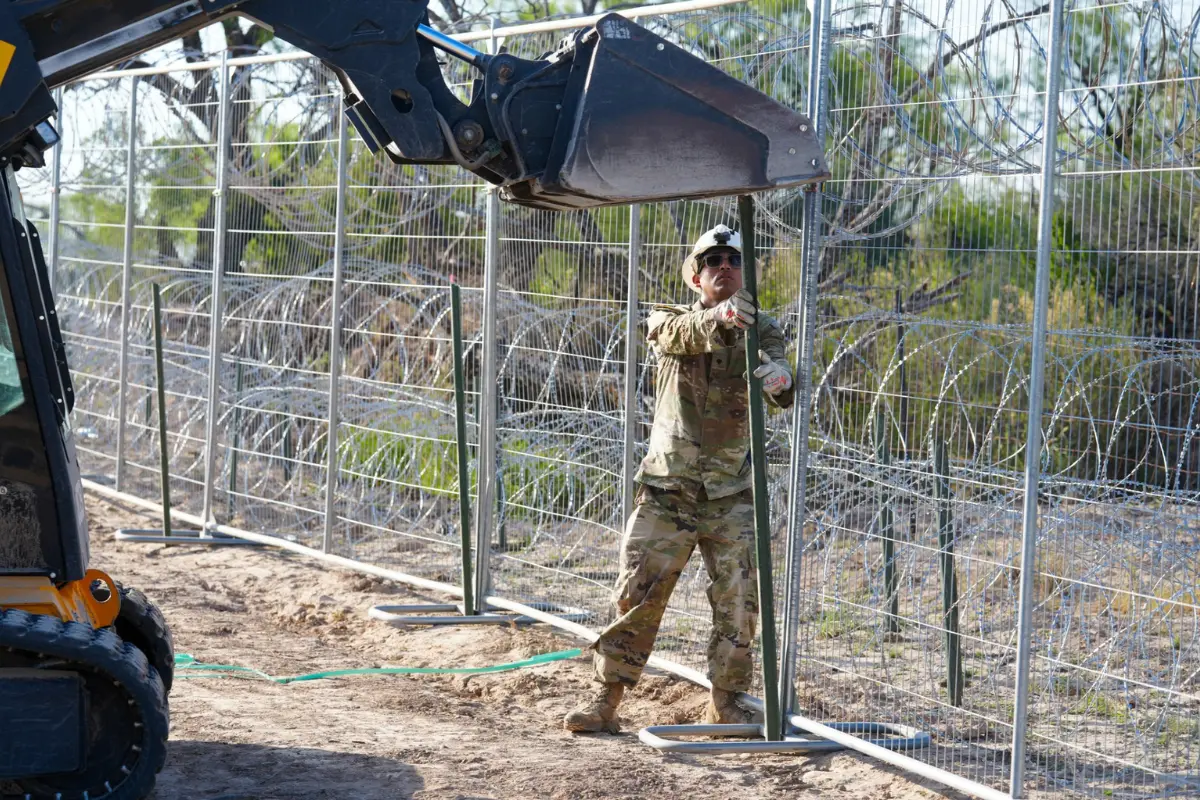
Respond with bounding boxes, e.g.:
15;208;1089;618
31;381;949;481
563;682;625;733
703;687;765;725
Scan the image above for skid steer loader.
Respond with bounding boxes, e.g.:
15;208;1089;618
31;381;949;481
0;1;828;797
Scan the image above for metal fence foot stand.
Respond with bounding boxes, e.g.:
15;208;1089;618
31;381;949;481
370;603;541;627
115;529;264;545
640;721;931;754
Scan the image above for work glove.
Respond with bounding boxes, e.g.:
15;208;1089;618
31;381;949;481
709;289;756;330
754;350;793;396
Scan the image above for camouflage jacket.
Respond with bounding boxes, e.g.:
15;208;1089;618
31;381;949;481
634;300;795;499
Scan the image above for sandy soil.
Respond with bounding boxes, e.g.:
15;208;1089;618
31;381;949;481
84;493;967;800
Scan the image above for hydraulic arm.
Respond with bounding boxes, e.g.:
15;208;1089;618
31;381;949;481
7;0;828;209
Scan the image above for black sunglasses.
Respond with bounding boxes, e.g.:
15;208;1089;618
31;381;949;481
701;252;742;269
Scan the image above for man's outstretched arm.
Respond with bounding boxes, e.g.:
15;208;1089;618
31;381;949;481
648;291;757;355
647;308;726;355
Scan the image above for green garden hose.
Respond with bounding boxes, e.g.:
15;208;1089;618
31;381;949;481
173;648;582;685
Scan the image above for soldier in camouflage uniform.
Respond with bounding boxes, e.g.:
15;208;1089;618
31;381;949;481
564;224;795;734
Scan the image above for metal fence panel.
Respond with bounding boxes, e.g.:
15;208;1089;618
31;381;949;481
19;3;1200;797
788;0;1052;792
42;80;137;486
1022;1;1200;795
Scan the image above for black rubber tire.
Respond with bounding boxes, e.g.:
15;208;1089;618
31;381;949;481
113;584;175;694
0;609;169;800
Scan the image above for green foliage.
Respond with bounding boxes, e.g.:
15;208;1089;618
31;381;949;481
63;188;126;251
141;133;216;264
817;607;858;639
501;436;614;521
338;417;462;499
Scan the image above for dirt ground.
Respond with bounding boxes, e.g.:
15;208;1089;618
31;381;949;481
84;493;968;800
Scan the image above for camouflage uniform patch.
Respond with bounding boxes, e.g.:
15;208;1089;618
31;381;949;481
592;481;758;692
635;301;794;500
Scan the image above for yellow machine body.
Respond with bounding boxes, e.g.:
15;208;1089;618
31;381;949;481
0;568;121;627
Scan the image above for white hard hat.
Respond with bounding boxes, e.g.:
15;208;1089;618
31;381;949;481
683;224;742;292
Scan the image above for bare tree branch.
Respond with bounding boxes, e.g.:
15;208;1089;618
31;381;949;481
829;1;1055;251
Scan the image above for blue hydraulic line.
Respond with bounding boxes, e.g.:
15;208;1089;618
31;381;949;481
417;24;491;68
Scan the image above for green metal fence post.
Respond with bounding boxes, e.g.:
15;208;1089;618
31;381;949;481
451;280;476;617
738;194;782;742
152;283;172;537
897;290;916;545
496;389;507;552
936;439;964;706
282;403;293;482
875;410;899;633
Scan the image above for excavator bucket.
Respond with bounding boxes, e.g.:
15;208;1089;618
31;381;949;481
269;9;828;210
496;15;830;210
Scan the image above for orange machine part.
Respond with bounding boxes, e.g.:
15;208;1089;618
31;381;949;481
0;568;121;628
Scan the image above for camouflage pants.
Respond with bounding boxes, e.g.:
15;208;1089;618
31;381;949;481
592;481;758;692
